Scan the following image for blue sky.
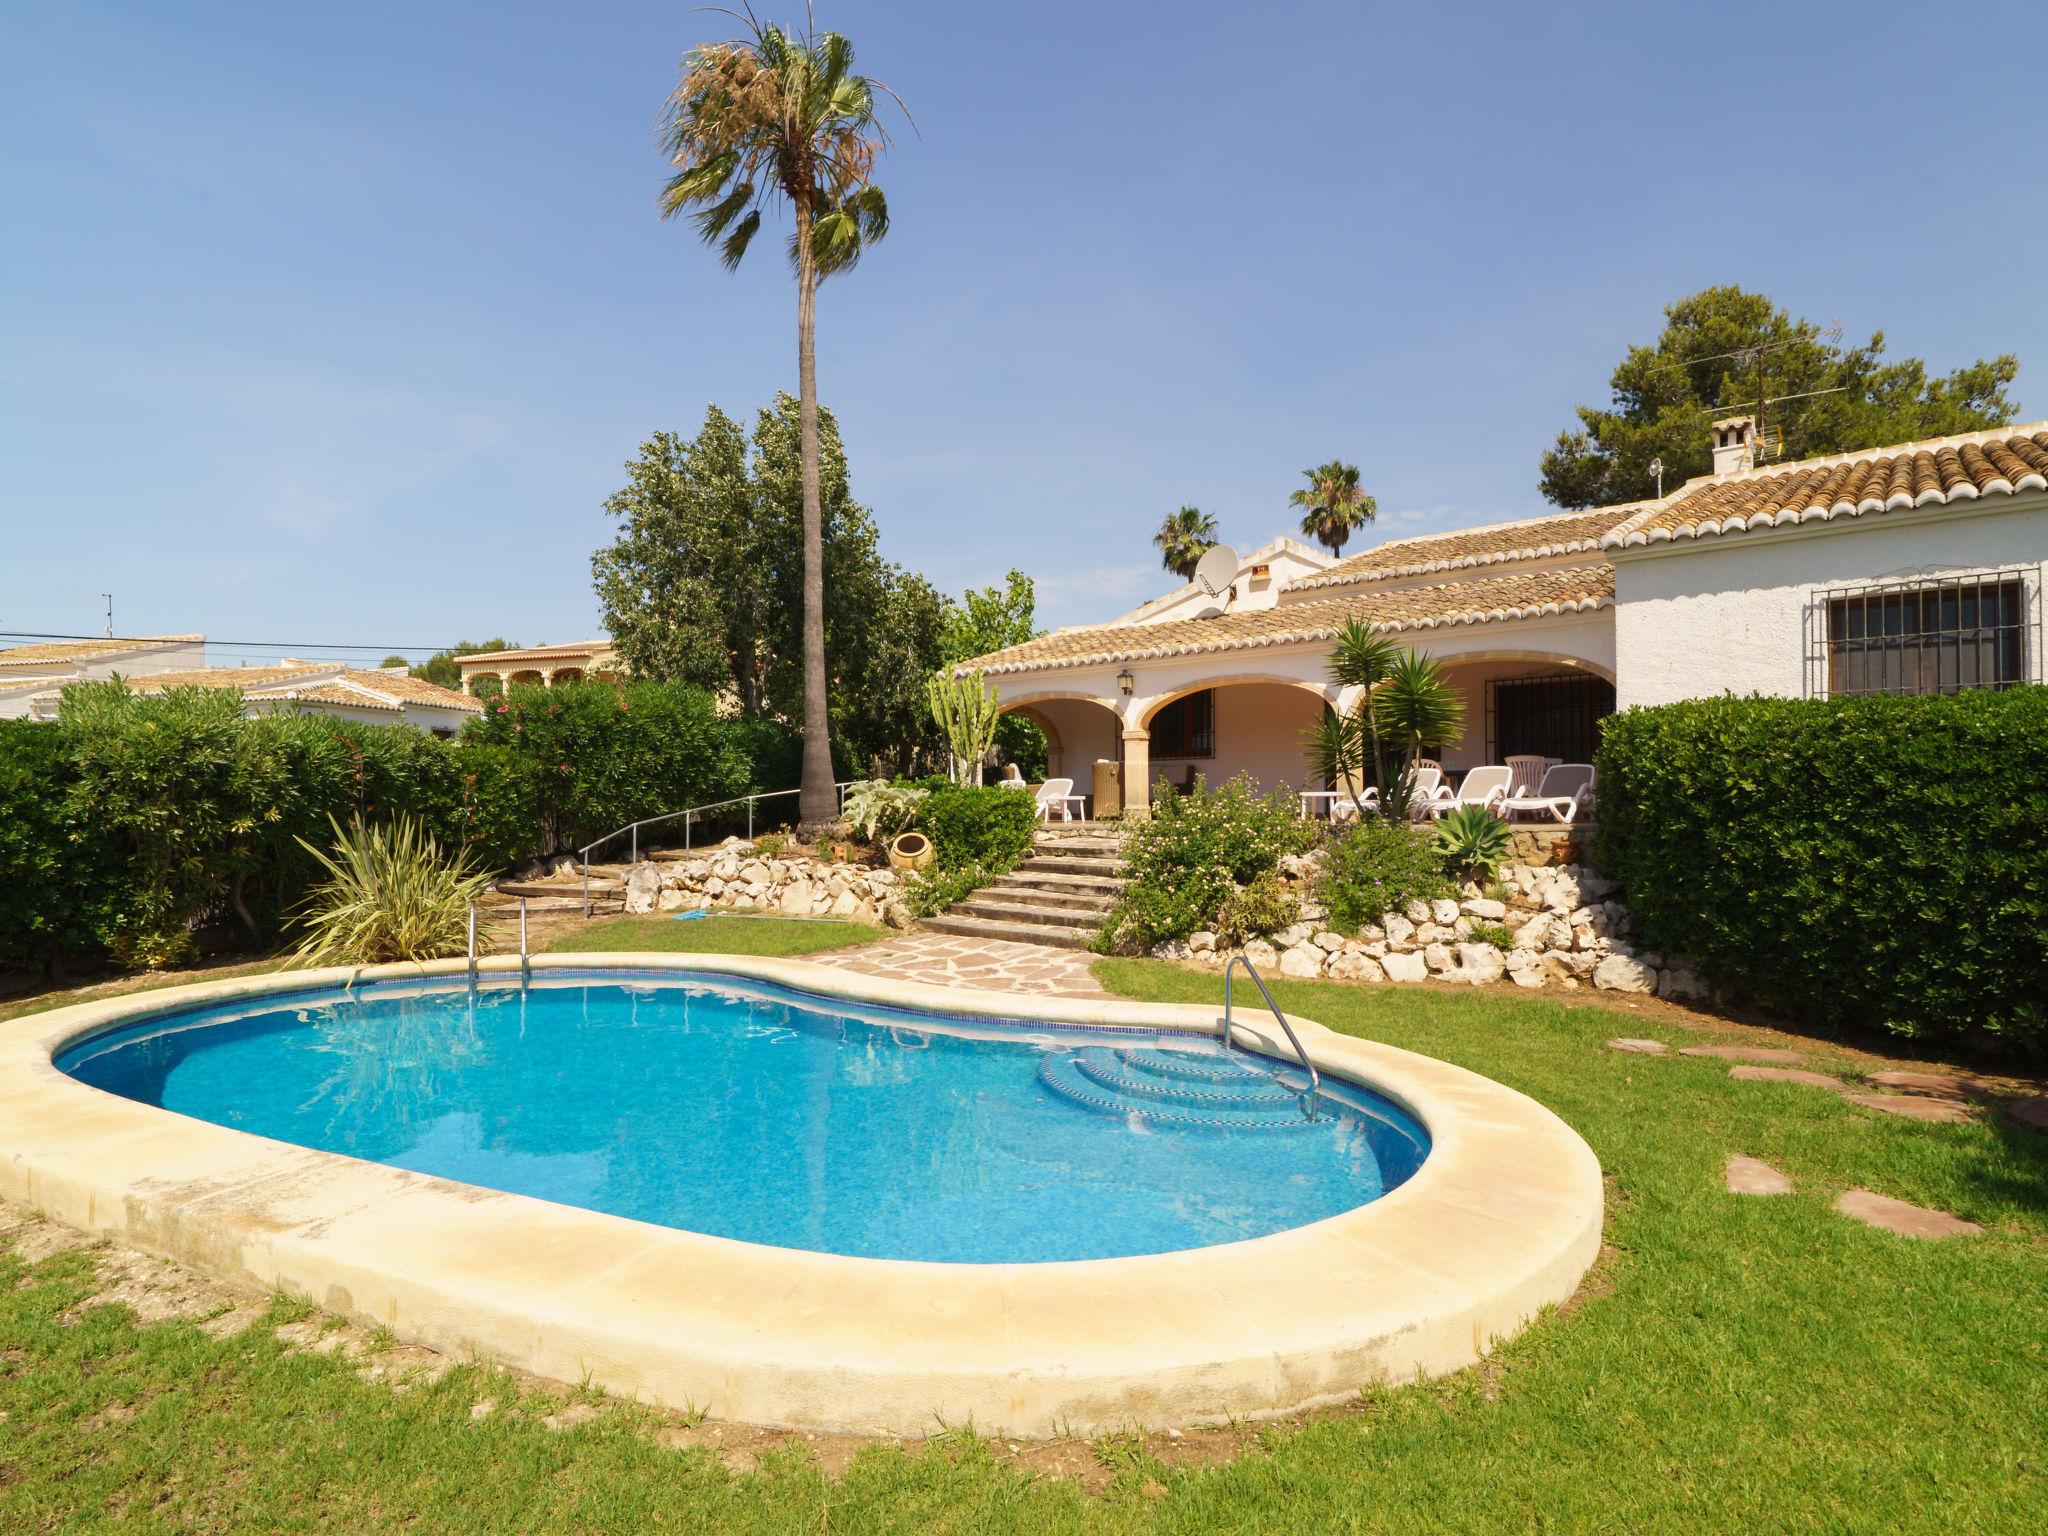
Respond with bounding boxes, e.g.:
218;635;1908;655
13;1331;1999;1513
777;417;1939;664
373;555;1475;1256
3;0;2043;661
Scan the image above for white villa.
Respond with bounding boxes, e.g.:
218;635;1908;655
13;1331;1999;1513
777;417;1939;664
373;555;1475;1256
961;419;2048;815
0;637;480;736
453;640;619;694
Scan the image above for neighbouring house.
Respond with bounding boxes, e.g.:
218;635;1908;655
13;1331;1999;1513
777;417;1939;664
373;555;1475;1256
0;634;208;720
957;420;2048;814
453;640;619;695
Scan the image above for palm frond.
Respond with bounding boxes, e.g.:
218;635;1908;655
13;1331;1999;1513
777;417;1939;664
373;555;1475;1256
720;208;763;270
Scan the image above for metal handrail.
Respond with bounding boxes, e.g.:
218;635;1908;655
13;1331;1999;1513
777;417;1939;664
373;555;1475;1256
578;780;860;917
1223;953;1321;1119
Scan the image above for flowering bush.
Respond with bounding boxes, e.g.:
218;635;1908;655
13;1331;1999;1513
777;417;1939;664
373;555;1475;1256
1316;819;1454;934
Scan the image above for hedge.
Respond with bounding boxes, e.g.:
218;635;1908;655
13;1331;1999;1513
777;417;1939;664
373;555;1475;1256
1595;689;2048;1050
917;783;1040;872
0;678;788;977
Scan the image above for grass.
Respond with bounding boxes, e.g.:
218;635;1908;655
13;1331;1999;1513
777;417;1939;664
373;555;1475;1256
544;915;887;957
1;959;2043;1531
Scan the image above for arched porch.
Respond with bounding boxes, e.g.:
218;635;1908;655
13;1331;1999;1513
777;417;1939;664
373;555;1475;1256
1429;651;1617;773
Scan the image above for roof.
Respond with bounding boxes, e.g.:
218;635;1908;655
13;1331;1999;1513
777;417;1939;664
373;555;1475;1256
1289;508;1637;591
453;641;613;668
962;566;1614;675
1605;423;2048;549
1112;536;1338;626
0;634;203;670
128;664;480;713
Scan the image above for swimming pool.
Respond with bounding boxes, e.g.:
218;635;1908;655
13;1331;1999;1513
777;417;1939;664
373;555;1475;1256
58;972;1429;1263
9;954;1602;1434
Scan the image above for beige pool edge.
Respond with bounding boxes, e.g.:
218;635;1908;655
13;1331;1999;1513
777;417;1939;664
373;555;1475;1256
0;954;1603;1437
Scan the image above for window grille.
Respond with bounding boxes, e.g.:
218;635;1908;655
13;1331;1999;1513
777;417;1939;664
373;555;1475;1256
1807;567;2040;698
1150;690;1214;758
1483;673;1616;763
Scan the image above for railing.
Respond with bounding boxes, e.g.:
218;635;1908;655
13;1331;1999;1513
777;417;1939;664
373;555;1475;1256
468;896;532;980
1223;953;1321;1120
577;781;860;917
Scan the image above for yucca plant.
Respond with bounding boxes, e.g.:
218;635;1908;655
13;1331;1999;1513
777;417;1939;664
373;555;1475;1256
290;814;495;966
1433;804;1514;879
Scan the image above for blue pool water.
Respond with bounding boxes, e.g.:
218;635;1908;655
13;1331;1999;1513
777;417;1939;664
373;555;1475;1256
57;972;1429;1263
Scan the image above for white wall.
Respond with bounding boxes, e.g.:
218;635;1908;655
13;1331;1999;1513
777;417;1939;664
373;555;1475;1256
1009;696;1121;783
1612;497;2048;709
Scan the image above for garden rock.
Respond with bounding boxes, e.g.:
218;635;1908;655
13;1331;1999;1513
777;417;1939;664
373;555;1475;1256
1607;1037;1667;1053
623;863;662;915
1188;930;1217;954
777;878;815;916
1242;939;1278;970
1327;952;1384;982
657;889;687;912
1864;1071;1984;1101
1455;943;1506;984
1514;914;1553;950
1278;945;1322;979
1592;954;1656;993
1381;951;1427;983
2005;1096;2048;1135
1402;900;1431;924
1313;931;1346;952
1422;942;1455;974
1274;924;1313;950
1429;898;1461;926
1461;897;1506;920
1504;949;1546;988
1730;1066;1848;1092
1847;1094;1973;1123
1382;914;1416;948
1656;964;1708;1003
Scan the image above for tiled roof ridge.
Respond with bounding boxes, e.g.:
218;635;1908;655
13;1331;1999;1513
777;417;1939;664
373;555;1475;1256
453;640;612;665
1603;423;2048;551
0;633;206;668
1289;506;1642;591
964;566;1613;676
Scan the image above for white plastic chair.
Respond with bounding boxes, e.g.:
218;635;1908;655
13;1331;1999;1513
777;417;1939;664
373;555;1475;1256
1033;777;1084;823
1503;763;1597;824
1423;765;1513;820
1505;755;1553;800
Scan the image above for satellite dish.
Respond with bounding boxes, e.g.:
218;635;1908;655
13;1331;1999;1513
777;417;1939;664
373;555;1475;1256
1193;544;1240;600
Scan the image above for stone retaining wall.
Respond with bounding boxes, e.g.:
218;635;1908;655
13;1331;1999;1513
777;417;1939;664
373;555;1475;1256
1153;854;1705;1000
620;840;914;929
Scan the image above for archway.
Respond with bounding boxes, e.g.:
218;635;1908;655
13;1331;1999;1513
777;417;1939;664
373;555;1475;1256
1428;652;1616;771
1000;692;1122;810
1132;676;1338;803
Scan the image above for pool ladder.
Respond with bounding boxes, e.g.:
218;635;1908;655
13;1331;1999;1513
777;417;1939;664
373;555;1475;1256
466;899;531;982
1223;954;1322;1120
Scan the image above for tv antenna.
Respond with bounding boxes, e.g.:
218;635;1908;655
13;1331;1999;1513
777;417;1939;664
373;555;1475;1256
102;594;113;638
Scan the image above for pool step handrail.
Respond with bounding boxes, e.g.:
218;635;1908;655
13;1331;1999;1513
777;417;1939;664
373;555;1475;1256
1223;954;1321;1120
576;780;861;917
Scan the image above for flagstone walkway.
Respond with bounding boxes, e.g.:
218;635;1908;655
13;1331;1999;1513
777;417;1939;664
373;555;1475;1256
808;931;1109;1000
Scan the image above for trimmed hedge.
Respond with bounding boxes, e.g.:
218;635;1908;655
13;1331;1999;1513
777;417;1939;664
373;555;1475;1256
918;783;1039;872
0;678;787;977
1596;689;2048;1049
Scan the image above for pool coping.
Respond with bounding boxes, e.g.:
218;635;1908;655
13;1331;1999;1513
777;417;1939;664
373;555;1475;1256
0;954;1604;1436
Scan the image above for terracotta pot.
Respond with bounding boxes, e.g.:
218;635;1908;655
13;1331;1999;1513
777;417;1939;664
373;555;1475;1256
888;831;933;872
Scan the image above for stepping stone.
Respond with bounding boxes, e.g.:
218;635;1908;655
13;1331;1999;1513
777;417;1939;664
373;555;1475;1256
1608;1038;1667;1054
2007;1096;2048;1136
1725;1155;1792;1195
1846;1094;1974;1124
1680;1045;1806;1064
1833;1189;1981;1240
1864;1071;1984;1102
1730;1066;1848;1092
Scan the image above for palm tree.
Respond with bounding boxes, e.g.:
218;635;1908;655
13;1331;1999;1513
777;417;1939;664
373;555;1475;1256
1290;460;1377;557
1301;619;1464;821
658;11;905;830
1153;505;1218;580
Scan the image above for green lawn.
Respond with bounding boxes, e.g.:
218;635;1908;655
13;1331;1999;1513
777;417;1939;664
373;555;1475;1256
545;914;888;956
2;959;2043;1532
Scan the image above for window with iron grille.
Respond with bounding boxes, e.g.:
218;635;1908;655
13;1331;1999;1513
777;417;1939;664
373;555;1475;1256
1150;690;1214;758
1814;569;2036;698
1484;674;1615;763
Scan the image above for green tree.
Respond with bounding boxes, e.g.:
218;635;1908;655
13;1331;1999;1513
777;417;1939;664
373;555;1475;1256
941;569;1037;663
411;639;518;691
1290;462;1375;556
1152;506;1217;580
658;15;904;831
1540;285;2021;508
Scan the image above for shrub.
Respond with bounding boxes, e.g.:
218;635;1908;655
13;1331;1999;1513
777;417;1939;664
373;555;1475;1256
290;814;495;966
1596;690;2048;1049
1095;774;1312;954
0;720;98;974
1317;820;1454;934
1216;871;1298;948
917;784;1038;872
1433;805;1513;879
903;862;990;917
463;679;752;854
1467;919;1516;950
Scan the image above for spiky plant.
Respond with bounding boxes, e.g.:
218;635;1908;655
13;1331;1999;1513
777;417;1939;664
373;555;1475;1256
1290;460;1377;556
1153;505;1218;580
290;815;494;967
1433;805;1514;879
926;670;1002;785
658;10;907;832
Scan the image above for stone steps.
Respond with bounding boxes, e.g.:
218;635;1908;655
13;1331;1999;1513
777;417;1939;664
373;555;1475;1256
978;884;1117;914
921;913;1095;950
950;897;1101;929
1027;856;1128;878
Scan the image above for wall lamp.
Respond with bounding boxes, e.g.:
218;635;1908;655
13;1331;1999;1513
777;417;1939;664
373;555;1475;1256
1116;668;1134;697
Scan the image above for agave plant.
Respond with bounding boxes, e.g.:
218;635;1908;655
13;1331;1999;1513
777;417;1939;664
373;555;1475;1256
841;778;927;841
290;814;495;967
1433;804;1514;879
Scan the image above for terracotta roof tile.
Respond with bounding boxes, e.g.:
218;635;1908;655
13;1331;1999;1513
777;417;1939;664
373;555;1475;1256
127;665;479;713
453;641;614;667
1605;424;2048;549
1290;508;1639;590
961;567;1614;675
0;634;203;669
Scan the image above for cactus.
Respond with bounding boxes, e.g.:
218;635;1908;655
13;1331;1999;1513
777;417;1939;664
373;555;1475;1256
926;670;1002;785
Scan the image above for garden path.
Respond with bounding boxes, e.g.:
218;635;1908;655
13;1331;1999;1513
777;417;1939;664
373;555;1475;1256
807;932;1108;1000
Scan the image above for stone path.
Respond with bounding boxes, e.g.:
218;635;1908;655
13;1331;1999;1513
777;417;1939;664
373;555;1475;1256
1608;1037;1668;1054
1725;1155;1793;1196
1729;1065;1851;1092
809;932;1109;1000
1833;1189;1983;1240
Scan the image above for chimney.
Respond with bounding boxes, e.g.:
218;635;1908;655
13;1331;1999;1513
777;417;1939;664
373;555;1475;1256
1710;415;1757;475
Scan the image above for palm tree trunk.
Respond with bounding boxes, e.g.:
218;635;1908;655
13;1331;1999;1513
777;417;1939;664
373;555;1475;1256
793;193;836;832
